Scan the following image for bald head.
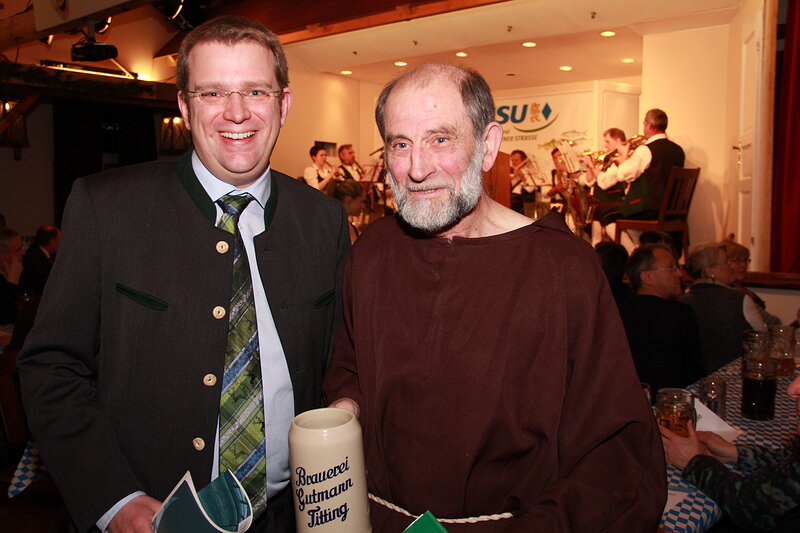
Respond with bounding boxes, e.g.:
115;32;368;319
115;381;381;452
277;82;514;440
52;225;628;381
375;64;495;143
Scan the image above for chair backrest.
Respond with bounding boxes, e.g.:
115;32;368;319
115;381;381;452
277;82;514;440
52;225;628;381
658;166;700;222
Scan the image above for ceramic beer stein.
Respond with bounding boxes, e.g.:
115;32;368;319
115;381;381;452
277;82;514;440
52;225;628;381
289;408;372;533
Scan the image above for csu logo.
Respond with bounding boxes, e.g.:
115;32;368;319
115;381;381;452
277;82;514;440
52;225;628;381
496;102;559;133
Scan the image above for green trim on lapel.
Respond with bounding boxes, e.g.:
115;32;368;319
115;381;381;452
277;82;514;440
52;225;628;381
264;170;279;231
177;150;216;224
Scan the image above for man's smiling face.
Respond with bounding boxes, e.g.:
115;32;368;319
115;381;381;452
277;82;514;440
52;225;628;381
178;40;291;188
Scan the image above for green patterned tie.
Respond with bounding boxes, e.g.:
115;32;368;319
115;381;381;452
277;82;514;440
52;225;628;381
216;193;267;518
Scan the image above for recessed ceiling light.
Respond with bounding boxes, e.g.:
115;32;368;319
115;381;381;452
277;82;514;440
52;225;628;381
559;66;573;71
622;58;635;64
522;42;537;48
455;51;468;57
340;70;353;75
600;31;616;37
394;61;408;67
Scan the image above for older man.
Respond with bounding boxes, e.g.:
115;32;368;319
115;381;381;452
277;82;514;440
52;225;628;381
620;244;706;396
323;64;665;531
337;144;364;181
18;16;348;533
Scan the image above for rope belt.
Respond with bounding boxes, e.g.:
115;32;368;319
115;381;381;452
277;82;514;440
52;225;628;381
368;493;514;524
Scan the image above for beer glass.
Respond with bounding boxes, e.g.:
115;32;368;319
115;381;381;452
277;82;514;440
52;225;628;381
698;377;727;419
289;408;372;533
741;354;777;420
769;326;795;377
655;388;696;437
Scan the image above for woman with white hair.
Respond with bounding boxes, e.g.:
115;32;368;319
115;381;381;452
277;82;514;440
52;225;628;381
679;241;767;373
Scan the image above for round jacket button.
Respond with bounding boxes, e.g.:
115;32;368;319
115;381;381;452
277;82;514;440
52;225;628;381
213;306;226;319
216;241;229;254
203;373;217;386
193;438;205;451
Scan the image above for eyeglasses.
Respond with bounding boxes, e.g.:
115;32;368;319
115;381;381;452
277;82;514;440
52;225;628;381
727;258;751;264
185;88;283;105
648;265;681;272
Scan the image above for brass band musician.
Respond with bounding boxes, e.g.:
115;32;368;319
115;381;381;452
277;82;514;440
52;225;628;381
337;144;365;181
303;145;340;191
582;128;628;244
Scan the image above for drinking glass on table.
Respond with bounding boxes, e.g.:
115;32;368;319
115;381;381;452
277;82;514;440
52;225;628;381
655;388;696;437
741;353;777;420
769;326;795;377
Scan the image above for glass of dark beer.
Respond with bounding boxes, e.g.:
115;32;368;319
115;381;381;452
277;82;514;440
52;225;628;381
741;355;777;420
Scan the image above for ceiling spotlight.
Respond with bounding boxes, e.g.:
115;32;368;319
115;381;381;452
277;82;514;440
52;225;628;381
559;66;573;71
522;42;537;48
340;70;353;75
622;58;635;64
600;31;616;37
394;61;408;67
455;51;468;57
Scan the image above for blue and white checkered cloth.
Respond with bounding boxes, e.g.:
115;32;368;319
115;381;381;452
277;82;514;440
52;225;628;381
7;440;47;498
659;360;797;533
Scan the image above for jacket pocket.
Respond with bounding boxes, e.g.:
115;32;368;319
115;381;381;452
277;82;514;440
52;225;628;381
115;283;169;311
313;289;335;309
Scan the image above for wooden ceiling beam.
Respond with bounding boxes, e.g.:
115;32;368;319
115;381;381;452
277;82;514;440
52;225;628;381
155;0;507;58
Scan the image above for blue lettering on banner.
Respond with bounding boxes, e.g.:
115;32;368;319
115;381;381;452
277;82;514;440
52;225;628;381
496;102;557;132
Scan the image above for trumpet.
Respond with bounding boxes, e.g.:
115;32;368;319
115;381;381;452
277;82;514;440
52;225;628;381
625;135;646;151
581;149;618;167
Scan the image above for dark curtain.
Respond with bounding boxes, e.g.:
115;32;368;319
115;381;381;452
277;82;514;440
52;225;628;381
52;100;157;225
770;0;800;272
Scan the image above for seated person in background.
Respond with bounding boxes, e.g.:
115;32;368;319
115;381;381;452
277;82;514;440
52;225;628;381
509;149;530;213
620;244;705;396
303;145;338;191
595;241;633;307
680;242;767;373
661;374;800;532
0;227;24;326
332;180;365;244
19;225;61;296
582;127;627;245
337;144;364;181
722;239;782;327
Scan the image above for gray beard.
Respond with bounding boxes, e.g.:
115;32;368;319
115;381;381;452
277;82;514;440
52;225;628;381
387;145;484;234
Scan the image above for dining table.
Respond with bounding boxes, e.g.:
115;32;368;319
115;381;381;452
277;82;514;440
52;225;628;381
659;358;798;533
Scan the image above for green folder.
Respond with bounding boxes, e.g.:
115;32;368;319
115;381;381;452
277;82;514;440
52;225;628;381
151;470;252;533
403;511;449;532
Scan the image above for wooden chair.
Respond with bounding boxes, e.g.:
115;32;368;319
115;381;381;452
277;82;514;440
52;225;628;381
615;166;700;259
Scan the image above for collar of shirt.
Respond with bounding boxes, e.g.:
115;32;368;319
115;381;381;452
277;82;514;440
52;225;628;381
645;133;668;145
191;150;271;211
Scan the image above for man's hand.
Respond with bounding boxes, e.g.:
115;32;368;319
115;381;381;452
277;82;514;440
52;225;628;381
108;495;161;533
329;398;360;420
696;431;738;463
659;422;707;469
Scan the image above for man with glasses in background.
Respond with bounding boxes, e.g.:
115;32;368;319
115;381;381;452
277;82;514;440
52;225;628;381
620;244;706;396
18;16;349;533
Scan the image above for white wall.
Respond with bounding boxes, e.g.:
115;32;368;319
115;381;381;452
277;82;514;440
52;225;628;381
0;104;55;236
641;25;731;248
273;51;383;178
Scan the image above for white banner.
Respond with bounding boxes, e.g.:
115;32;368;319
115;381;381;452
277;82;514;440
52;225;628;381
496;91;596;177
